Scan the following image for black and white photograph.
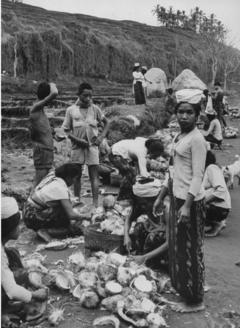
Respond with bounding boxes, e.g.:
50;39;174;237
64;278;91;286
1;0;240;327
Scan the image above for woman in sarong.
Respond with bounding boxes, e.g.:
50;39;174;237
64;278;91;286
23;163;84;242
132;63;145;105
153;92;207;312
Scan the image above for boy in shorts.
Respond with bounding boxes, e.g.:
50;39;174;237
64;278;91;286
62;82;109;208
30;82;58;187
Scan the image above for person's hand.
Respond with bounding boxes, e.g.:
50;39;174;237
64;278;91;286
124;234;132;254
32;288;48;301
49;83;58;96
177;204;190;224
92;136;103;146
131;255;147;266
153;197;164;217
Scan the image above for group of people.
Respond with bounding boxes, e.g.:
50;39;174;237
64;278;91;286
1;79;233;322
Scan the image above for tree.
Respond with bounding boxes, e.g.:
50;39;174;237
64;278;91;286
221;45;240;90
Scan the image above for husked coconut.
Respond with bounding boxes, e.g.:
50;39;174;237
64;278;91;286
133;275;153;293
117;266;135;286
107;253;126;267
28;271;44;288
78;270;98;288
147;313;167;328
79;290;99;308
97;263;117;282
68;251;85;269
93;315;120;328
72;284;81;299
55;270;75;290
105;281;123;295
85;257;100;272
103;195;116;210
101;295;124;313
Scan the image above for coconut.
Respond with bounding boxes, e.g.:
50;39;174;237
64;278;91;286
78;270;98;288
97;263;117;282
79;290;99;308
133;275;153;293
55;270;76;290
28;271;44;288
147;313;167;328
107;253;126;267
72;284;81;299
48;307;64;326
101;295;124;313
23;259;48;273
105;281;123;295
68;251;85;269
102;195;116;211
141;298;156;313
85;257;99;272
117;266;135;286
93;315;120;328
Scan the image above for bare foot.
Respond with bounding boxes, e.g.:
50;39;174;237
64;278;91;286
171;302;205;313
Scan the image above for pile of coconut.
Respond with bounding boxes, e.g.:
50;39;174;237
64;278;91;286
25;251;171;327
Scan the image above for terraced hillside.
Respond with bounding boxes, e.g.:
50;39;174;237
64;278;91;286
2;0;212;83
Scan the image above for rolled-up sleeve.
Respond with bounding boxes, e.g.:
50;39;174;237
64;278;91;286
189;136;207;197
1;249;32;303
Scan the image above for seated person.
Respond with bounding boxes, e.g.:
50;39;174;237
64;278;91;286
23;163;85;242
1;197;48;324
203;151;231;237
109;137;164;200
124;193;170;269
204;110;223;147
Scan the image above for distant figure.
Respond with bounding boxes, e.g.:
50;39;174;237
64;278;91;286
204;107;223;148
132;63;145;105
212;82;226;128
62;82;109;208
141;66;152;102
30;82;58;188
203;151;231;237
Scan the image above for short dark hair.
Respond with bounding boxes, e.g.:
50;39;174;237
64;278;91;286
37;82;50;100
167;88;173;95
205;150;216;168
203;89;209;96
145;139;164;159
78;82;93;95
214;81;221;87
55;163;82;180
175;102;201;117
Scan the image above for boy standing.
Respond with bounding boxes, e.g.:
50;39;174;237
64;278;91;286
30;82;58;187
62;82;109;208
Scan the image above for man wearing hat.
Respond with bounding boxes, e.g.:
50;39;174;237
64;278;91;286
132;63;145;104
1;197;48;319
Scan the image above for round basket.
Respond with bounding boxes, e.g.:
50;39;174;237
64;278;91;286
84;224;124;254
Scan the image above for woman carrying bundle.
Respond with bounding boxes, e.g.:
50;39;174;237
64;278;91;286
153;90;207;312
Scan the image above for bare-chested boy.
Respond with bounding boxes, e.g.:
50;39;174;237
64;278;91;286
30;82;58;187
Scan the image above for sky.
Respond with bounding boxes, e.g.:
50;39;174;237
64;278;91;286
24;0;240;48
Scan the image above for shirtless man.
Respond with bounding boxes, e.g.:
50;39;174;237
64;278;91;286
30;82;58;187
62;82;109;208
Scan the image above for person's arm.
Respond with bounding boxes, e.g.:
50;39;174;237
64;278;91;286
30;83;58;113
1;252;47;303
137;152;149;177
60;199;84;220
153;183;168;217
93;116;110;146
178;136;207;223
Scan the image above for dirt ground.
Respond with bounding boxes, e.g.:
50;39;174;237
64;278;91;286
1;115;240;328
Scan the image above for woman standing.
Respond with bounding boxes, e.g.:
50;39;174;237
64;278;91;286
132;63;145;105
153;92;207;312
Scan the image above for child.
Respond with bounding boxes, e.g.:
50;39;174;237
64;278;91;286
1;197;48;324
30;82;58;187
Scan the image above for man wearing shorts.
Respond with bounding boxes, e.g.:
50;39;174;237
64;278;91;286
62;82;109;208
30;82;58;188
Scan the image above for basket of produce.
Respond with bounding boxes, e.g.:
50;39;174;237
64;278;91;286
84;223;125;254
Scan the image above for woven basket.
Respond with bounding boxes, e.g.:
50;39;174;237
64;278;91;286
84;224;124;254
